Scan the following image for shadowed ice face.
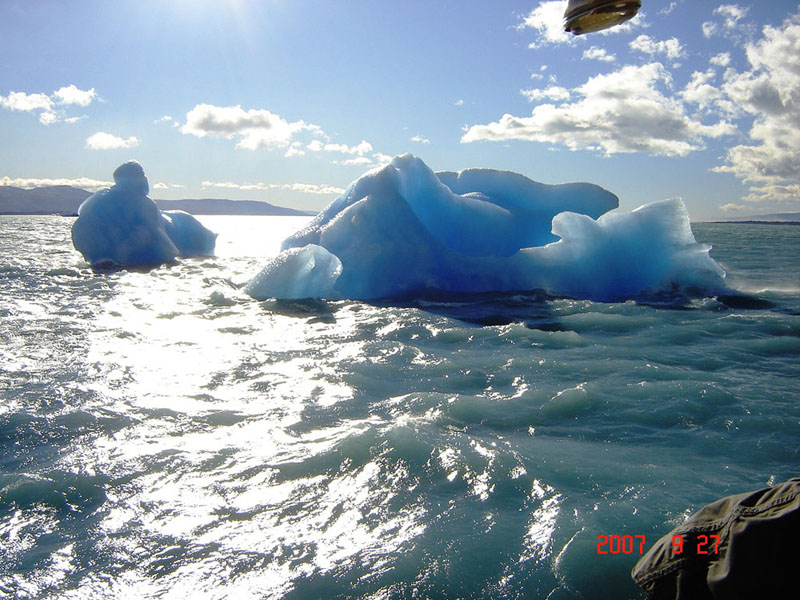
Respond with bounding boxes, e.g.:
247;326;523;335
112;160;149;196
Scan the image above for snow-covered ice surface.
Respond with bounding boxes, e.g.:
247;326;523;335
248;155;726;302
71;161;216;267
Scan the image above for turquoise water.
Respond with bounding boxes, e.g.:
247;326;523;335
0;216;798;599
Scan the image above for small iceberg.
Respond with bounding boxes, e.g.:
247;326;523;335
72;161;216;267
246;154;727;302
246;244;342;300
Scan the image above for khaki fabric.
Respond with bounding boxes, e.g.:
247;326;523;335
632;478;800;599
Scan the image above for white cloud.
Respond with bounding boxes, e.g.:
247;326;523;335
85;132;139;150
530;66;550;82
0;91;53;112
702;22;718;38
306;139;374;155
180;104;385;165
275;183;345;195
320;142;351;153
0;85;97;124
629;34;686;60
53;84;96;107
719;202;749;211
521;1;570;48
681;70;722;110
582;46;615;62
348;141;374;155
715;4;749;29
0;175;111;191
411;135;430;144
713;12;800;187
303;139;387;166
462;62;735;157
521;86;570;102
335;157;374;166
660;2;678;16
64;116;87;124
152;182;186;190
326;141;372;155
284;142;306;158
740;183;800;204
704;5;751;39
181;104;322;151
201;181;266;191
710;53;731;67
455;99;464;106
707;11;800;210
39;111;59;126
201;180;344;195
155;115;180;128
372;153;393;165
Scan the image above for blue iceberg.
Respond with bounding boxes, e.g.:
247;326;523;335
161;209;217;258
246;155;726;302
72;161;216;267
246;244;342;300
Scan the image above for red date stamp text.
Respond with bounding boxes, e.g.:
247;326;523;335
596;533;721;555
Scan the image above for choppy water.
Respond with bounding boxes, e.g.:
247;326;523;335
1;215;798;599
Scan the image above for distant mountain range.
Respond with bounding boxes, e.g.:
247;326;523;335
0;185;317;216
711;212;800;223
2;184;797;223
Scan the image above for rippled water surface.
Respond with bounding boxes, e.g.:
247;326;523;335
1;216;798;599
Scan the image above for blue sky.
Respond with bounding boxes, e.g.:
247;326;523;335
1;0;799;219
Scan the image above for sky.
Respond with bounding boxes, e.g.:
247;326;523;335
1;0;799;219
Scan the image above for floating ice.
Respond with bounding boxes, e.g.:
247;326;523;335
162;210;217;258
245;244;342;300
247;155;726;301
72;161;216;266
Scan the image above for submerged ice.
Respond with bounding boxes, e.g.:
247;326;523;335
247;154;726;302
72;161;216;267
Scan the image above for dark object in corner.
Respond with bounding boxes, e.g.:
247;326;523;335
564;0;641;35
632;478;800;599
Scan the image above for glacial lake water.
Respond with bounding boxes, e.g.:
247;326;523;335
1;215;798;599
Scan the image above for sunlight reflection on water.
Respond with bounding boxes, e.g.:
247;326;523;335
69;214;445;596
